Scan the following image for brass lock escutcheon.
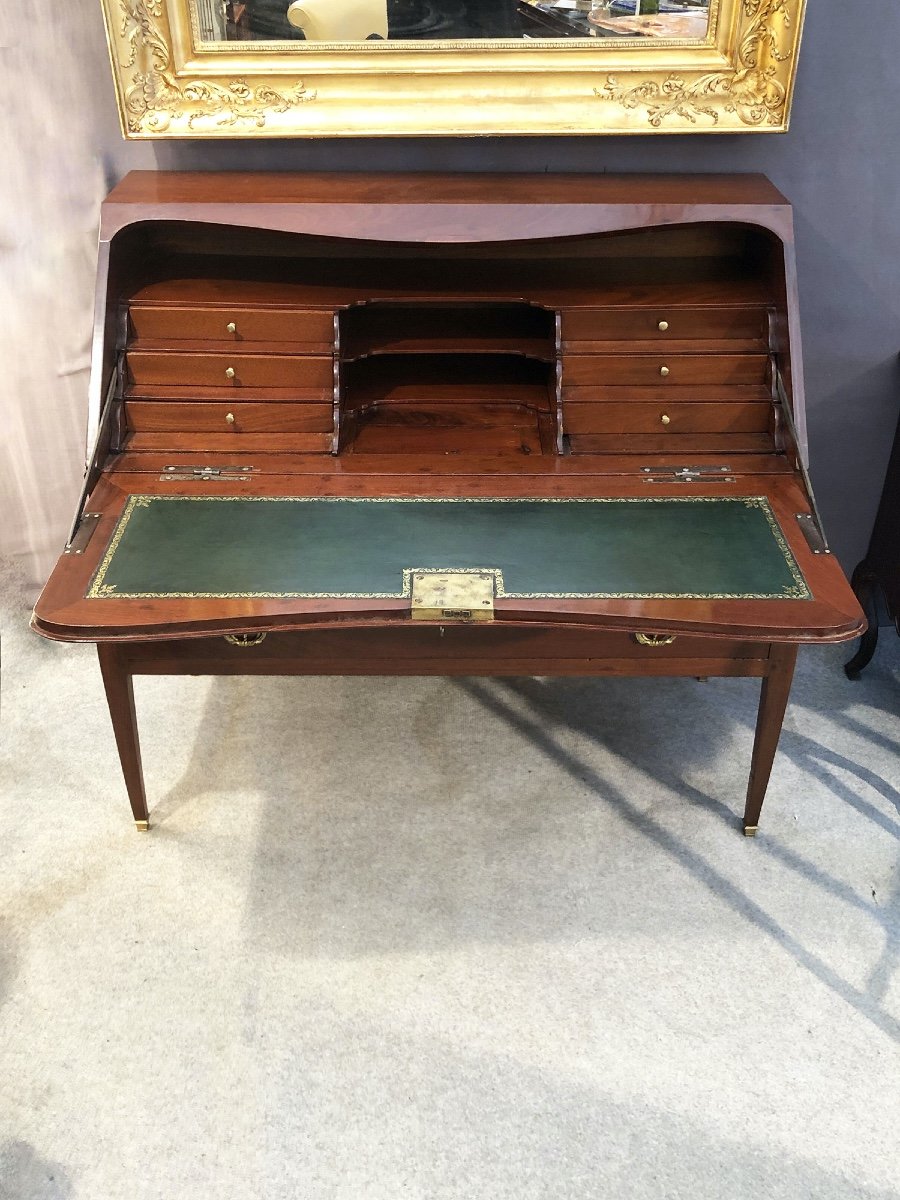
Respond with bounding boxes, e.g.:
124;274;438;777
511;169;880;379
224;633;267;647
633;633;677;647
410;570;495;622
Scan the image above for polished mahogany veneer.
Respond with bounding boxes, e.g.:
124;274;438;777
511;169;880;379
33;172;864;837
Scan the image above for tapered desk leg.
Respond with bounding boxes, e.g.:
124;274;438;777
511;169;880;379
742;643;799;837
97;644;149;831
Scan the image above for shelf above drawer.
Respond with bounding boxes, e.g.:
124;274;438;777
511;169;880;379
340;336;555;362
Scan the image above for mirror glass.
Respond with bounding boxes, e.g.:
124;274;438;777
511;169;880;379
194;0;711;44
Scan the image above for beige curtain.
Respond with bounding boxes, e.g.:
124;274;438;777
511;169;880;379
1;3;130;596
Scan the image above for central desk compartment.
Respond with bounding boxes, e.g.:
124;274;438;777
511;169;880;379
336;301;559;455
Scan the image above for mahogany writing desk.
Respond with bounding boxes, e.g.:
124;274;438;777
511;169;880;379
33;172;864;835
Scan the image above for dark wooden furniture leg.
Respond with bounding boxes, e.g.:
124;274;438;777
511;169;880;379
97;644;149;831
844;570;881;679
845;364;900;676
742;643;799;837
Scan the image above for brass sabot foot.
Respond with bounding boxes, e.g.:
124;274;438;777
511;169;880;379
134;819;150;832
743;824;759;838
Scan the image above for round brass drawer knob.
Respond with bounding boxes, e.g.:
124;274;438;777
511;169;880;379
225;411;236;425
226;321;237;335
658;320;669;332
660;365;670;377
225;366;236;380
660;413;671;426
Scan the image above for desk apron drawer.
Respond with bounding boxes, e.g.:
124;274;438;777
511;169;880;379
121;628;772;679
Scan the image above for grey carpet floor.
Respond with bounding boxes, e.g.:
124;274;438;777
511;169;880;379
1;553;899;1200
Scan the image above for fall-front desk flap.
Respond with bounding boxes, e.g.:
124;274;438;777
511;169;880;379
87;496;811;602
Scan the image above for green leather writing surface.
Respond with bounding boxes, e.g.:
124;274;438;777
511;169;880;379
88;496;810;600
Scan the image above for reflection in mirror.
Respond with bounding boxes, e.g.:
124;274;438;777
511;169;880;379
196;0;711;43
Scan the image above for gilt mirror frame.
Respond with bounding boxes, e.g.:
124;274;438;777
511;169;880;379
101;0;806;138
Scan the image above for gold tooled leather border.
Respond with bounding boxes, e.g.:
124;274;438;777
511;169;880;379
87;494;811;601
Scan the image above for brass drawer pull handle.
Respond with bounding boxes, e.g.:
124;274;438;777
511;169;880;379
634;633;677;647
224;633;267;647
660;413;671;426
659;365;670;377
226;321;237;334
225;411;236;425
658;320;669;332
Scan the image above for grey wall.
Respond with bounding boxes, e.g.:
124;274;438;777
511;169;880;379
8;1;900;577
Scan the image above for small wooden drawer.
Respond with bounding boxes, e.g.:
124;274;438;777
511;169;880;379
563;400;772;436
568;631;770;661
562;353;769;388
561;306;768;348
129;305;334;349
125;401;334;434
126;351;334;389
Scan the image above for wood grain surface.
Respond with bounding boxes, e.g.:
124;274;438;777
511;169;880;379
30;172;864;832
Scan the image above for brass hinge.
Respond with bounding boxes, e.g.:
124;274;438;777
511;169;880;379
64;512;102;555
410;571;495;622
160;465;255;481
772;369;831;555
796;513;831;556
67;368;120;547
641;465;735;483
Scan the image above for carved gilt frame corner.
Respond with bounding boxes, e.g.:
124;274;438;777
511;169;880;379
100;0;807;138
